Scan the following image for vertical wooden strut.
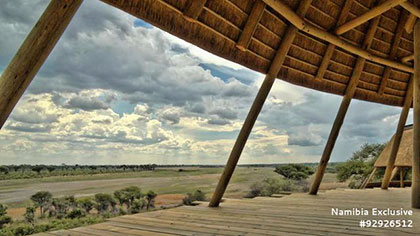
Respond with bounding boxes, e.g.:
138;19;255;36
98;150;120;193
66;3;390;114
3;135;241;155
310;11;381;195
381;77;413;189
400;168;405;188
0;0;83;129
209;0;313;207
412;20;420;208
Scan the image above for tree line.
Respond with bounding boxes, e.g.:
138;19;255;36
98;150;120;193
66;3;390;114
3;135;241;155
0;164;157;180
0;186;157;235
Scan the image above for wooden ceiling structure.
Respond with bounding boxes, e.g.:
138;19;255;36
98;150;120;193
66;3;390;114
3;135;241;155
2;0;420;208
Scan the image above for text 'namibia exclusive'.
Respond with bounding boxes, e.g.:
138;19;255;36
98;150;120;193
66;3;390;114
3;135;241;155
331;208;414;216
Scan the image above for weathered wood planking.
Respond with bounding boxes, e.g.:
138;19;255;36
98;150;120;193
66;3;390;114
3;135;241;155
36;188;420;236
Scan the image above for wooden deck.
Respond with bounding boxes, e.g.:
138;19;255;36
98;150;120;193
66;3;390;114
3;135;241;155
35;188;420;235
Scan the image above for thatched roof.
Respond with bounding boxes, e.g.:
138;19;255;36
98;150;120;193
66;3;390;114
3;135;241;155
375;125;413;167
100;0;417;107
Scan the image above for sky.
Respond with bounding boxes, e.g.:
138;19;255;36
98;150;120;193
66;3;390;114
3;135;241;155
0;0;412;165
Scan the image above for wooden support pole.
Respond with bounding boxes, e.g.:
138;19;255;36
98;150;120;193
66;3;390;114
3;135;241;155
400;167;405;188
402;54;414;63
390;166;400;181
309;13;380;195
401;2;420;19
0;0;83;129
335;0;405;35
208;0;313;207
412;20;420;208
360;167;377;189
377;12;408;95
315;0;353;81
261;0;413;73
236;0;266;51
381;78;413;189
405;14;417;34
183;0;207;22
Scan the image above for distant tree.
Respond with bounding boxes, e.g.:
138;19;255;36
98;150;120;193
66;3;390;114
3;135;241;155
24;206;36;224
114;186;142;211
336;143;386;188
131;199;146;213
274;164;314;180
0;204;12;228
66;208;85;219
30;191;52;218
78;198;94;214
94;193;116;214
145;191;157;210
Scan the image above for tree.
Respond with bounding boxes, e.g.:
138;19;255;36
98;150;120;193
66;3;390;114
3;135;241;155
336;143;386;188
94;193;115;214
145;191;157;210
0;204;12;228
274;164;314;180
114;186;142;211
78;198;94;214
24;206;36;224
30;191;52;218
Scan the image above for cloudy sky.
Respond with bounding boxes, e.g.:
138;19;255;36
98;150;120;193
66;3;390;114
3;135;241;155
0;0;412;165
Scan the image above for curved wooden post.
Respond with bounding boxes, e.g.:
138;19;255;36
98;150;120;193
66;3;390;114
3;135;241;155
208;0;314;207
381;79;413;189
0;0;83;128
412;20;420;208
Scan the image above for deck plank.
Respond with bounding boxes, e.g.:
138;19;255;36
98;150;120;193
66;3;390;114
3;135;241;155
34;188;420;236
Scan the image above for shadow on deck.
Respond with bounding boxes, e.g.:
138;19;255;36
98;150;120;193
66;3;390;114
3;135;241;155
35;188;420;235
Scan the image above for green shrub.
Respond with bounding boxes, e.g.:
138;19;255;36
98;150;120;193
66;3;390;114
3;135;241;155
0;204;12;228
66;208;85;219
94;193;116;214
183;190;205;205
274;164;314;180
192;190;206;201
131;198;146;213
30;191;52;218
24;206;35;224
77;198;94;214
246;178;294;198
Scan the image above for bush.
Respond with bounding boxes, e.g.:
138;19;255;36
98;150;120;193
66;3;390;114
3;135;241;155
77;198;94;214
183;190;205;205
30;191;52;218
131;198;146;213
66;209;85;219
0;204;12;228
24;206;35;224
94;193;116;214
246;178;294;198
274;164;314;180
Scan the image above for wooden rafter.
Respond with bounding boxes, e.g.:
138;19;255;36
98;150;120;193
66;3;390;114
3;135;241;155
402;54;414;63
315;0;354;81
310;7;381;195
261;0;413;73
236;0;266;51
335;0;405;35
209;0;314;207
377;12;408;95
183;0;207;22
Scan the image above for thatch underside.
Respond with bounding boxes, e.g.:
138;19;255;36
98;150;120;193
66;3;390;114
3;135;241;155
100;0;415;107
375;125;413;167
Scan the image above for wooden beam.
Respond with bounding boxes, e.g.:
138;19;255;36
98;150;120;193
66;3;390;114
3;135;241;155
261;0;413;73
183;0;207;22
0;0;83;129
381;77;413;189
208;0;314;207
401;1;420;18
236;1;266;51
315;0;354;81
390;166;400;181
405;14;417;34
335;0;405;35
400;167;405;188
360;167;377;189
412;20;420;208
402;54;414;63
310;12;381;195
377;12;408;95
